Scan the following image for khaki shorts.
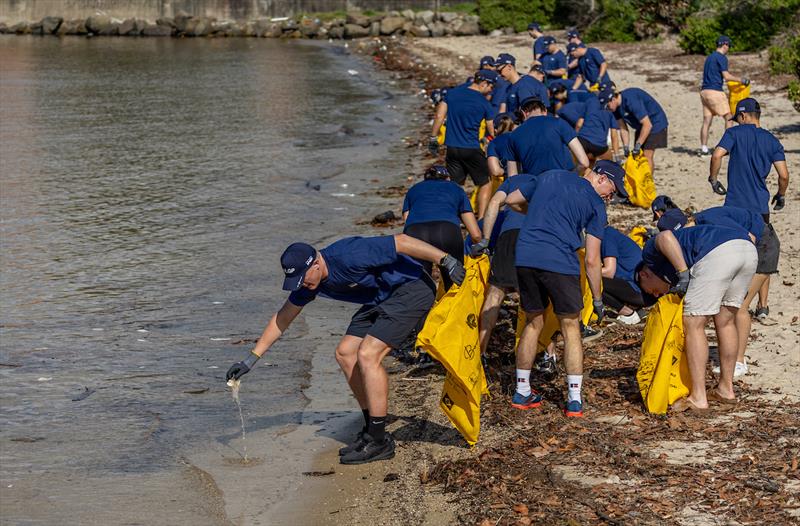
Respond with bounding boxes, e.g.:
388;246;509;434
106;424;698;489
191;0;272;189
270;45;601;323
700;89;730;117
684;239;758;316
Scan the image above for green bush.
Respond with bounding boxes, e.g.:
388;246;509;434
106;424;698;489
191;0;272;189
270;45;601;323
678;16;721;54
445;2;479;14
584;0;637;42
789;79;800;111
477;0;557;32
769;40;799;75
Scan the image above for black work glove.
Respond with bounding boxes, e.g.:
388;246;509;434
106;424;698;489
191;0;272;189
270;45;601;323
592;299;605;323
469;238;490;257
772;193;785;211
669;269;691;297
440;254;466;286
632;142;642;157
623;145;630;158
226;352;260;381
709;177;727;195
741;77;750;87
427;136;439;156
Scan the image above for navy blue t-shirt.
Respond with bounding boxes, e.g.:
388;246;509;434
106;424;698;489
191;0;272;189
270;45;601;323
568;89;592;103
496;173;536;235
487;133;514;172
578;48;611;86
533;37;548;58
702;51;728;91
717;124;786;214
601;226;642;289
613;88;669;134
506;75;550;113
507;115;577;175
403;179;472;227
515;170;607;275
541;50;568;81
642;225;749;285
444;85;493;149
579;96;618;147
288;236;426;307
695;206;765;242
557;102;585;128
490;77;511;116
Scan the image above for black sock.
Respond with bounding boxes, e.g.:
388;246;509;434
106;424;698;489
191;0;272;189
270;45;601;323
368;416;386;443
361;409;370;431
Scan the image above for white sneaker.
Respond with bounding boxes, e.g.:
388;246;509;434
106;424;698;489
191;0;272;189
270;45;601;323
712;361;748;376
616;311;641;325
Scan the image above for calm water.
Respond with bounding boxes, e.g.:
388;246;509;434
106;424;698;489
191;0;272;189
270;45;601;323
0;35;416;495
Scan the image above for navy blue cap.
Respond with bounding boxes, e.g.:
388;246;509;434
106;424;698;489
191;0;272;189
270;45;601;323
716;35;731;47
495;53;516;66
541;35;556;46
281;242;316;291
593;160;628;198
656;208;688;232
566;42;584;54
566;29;580;39
597;85;615;107
529;63;544;74
731;97;760;120
480;55;495;68
527;23;541;31
475;69;499;84
651;194;674;220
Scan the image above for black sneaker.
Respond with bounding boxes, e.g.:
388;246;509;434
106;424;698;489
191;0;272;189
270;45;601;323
754;306;769;320
340;433;395;465
535;352;558;380
338;430;367;456
581;323;603;343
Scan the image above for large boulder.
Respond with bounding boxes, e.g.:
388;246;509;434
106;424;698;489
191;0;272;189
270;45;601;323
409;24;430;37
85;14;112;34
173;12;191;33
10;22;30;34
280;19;298;31
299;18;320;37
401;9;415;20
429;21;446;37
141;23;172;36
344;23;369;38
416;10;435;25
29;20;44;35
345;12;369;27
57;19;87;35
452;19;480;36
0;22;8;34
380;16;405;35
41;16;63;34
439;12;458;23
369;21;380;37
328;25;344;39
118;18;138;35
156;17;174;28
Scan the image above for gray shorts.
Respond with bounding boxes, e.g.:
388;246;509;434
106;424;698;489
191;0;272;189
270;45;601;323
684;239;758;317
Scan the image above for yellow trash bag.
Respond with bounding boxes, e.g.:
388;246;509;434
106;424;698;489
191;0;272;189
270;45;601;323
416;255;490;445
469;175;503;211
623;153;657;209
727;81;751;116
628;226;648;248
438;119;486;145
514;249;597;352
588;83;600;92
636;295;691;414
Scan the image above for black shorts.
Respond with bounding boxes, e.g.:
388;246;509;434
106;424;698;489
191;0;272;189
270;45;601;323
516;267;583;315
578;136;608;157
345;278;435;349
488;229;519;289
446;145;490;187
602;276;645;311
404;220;464;291
637;127;668;150
756;223;780;274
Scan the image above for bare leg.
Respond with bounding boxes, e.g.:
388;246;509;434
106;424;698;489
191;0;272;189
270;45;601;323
700;115;713;146
596;149;613;161
356;335;393;416
644;148;656;175
714;306;739;399
683;315;710;408
757;274;770;309
335;335;368;409
517;310;545;370
735;274;768;363
723;113;734;129
479;284;506;354
476;181;492;219
559;314;583;375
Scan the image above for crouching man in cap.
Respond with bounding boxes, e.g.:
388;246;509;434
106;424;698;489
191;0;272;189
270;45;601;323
635;225;758;412
226;234;466;464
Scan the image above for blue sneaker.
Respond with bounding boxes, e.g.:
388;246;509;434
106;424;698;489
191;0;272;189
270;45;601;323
564;399;584;418
511;391;543;410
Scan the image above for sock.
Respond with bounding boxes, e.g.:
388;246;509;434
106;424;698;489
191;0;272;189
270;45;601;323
567;375;583;403
361;409;370;430
516;369;531;396
368;416;386;443
701;145;709;153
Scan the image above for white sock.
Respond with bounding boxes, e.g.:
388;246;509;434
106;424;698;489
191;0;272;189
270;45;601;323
567;375;583;402
701;145;709;153
516;369;531;396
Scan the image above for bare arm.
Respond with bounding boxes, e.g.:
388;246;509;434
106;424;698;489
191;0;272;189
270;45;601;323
402;211;409;221
507;160;519;177
572;74;584;90
721;70;743;83
482;190;508;239
775;160;789;196
635;116;652;146
574;117;585;132
548;67;567;77
486;120;496;138
505;188;528;214
585;234;603;300
252;300;304;358
431;101;447;138
488;156;505;178
601;256;617;279
598;61;608;83
461;212;482;242
611;129;621;159
709;146;728;182
499;102;507;114
618;119;629;146
394;233;448;264
568;137;590;174
654;230;688;272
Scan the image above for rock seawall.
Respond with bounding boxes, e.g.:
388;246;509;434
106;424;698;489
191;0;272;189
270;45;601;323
0;9;511;39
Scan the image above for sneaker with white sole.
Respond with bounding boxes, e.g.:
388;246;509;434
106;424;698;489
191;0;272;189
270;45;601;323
712;361;748;377
616;311;641;325
754;306;769;320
